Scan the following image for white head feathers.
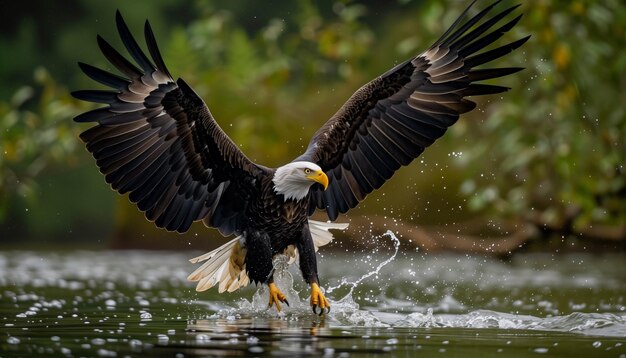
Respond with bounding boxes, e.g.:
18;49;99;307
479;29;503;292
273;161;327;201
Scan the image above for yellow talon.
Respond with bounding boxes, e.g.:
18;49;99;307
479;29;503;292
310;282;330;315
268;282;288;312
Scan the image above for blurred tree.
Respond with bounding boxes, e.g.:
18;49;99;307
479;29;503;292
450;0;626;243
0;68;81;221
0;0;624;249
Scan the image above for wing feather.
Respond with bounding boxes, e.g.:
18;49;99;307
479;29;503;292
298;1;527;220
384;109;442;146
73;11;264;234
358;132;400;178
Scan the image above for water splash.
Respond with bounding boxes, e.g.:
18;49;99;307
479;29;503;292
248;254;305;311
393;310;626;337
326;230;401;295
222;231;401;324
322;230;401;327
4;249;624;340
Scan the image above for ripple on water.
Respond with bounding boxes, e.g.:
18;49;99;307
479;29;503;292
0;245;625;356
392;309;626;336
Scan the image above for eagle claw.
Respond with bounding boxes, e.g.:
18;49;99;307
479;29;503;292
268;283;288;312
312;304;330;316
310;283;330;316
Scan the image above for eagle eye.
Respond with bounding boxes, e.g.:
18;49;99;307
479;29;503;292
304;168;312;174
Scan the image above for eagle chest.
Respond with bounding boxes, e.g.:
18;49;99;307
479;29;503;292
281;201;302;224
257;184;305;226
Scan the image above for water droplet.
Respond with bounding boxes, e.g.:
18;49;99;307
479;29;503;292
92;338;106;345
249;346;264;353
96;348;117;357
196;334;210;342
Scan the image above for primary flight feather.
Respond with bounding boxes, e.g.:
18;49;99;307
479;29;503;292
73;0;528;314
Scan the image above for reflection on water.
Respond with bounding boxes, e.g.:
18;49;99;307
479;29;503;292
1;239;625;356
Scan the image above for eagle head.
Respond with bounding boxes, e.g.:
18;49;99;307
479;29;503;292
273;161;329;201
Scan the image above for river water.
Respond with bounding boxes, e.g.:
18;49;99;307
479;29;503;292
1;232;625;356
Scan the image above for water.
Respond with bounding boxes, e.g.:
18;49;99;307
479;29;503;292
1;232;625;356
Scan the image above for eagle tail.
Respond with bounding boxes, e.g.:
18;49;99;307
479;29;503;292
187;236;250;293
188;221;348;292
308;219;349;249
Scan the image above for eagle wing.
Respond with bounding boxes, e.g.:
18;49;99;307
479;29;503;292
73;11;264;235
297;1;529;220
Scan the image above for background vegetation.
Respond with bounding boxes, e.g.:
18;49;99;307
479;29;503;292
1;0;624;252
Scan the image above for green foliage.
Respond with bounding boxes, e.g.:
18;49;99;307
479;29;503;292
163;0;375;166
0;68;83;220
1;0;624;243
451;1;626;230
0;0;379;240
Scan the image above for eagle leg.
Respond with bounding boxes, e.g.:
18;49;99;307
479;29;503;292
296;226;330;315
268;282;289;312
310;282;330;316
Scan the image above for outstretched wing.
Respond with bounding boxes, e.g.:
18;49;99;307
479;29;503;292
73;11;265;235
297;1;529;220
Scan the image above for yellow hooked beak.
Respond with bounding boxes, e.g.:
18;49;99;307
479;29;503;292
307;170;329;190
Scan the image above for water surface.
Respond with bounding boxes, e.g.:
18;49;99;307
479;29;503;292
1;233;625;356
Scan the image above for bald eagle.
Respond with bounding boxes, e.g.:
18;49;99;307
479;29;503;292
72;1;528;314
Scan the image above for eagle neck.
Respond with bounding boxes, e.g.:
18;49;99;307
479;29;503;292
272;178;310;202
272;164;312;202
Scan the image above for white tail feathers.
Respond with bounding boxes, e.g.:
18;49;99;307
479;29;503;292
187;236;249;293
285;219;349;264
309;219;349;249
187;220;349;293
